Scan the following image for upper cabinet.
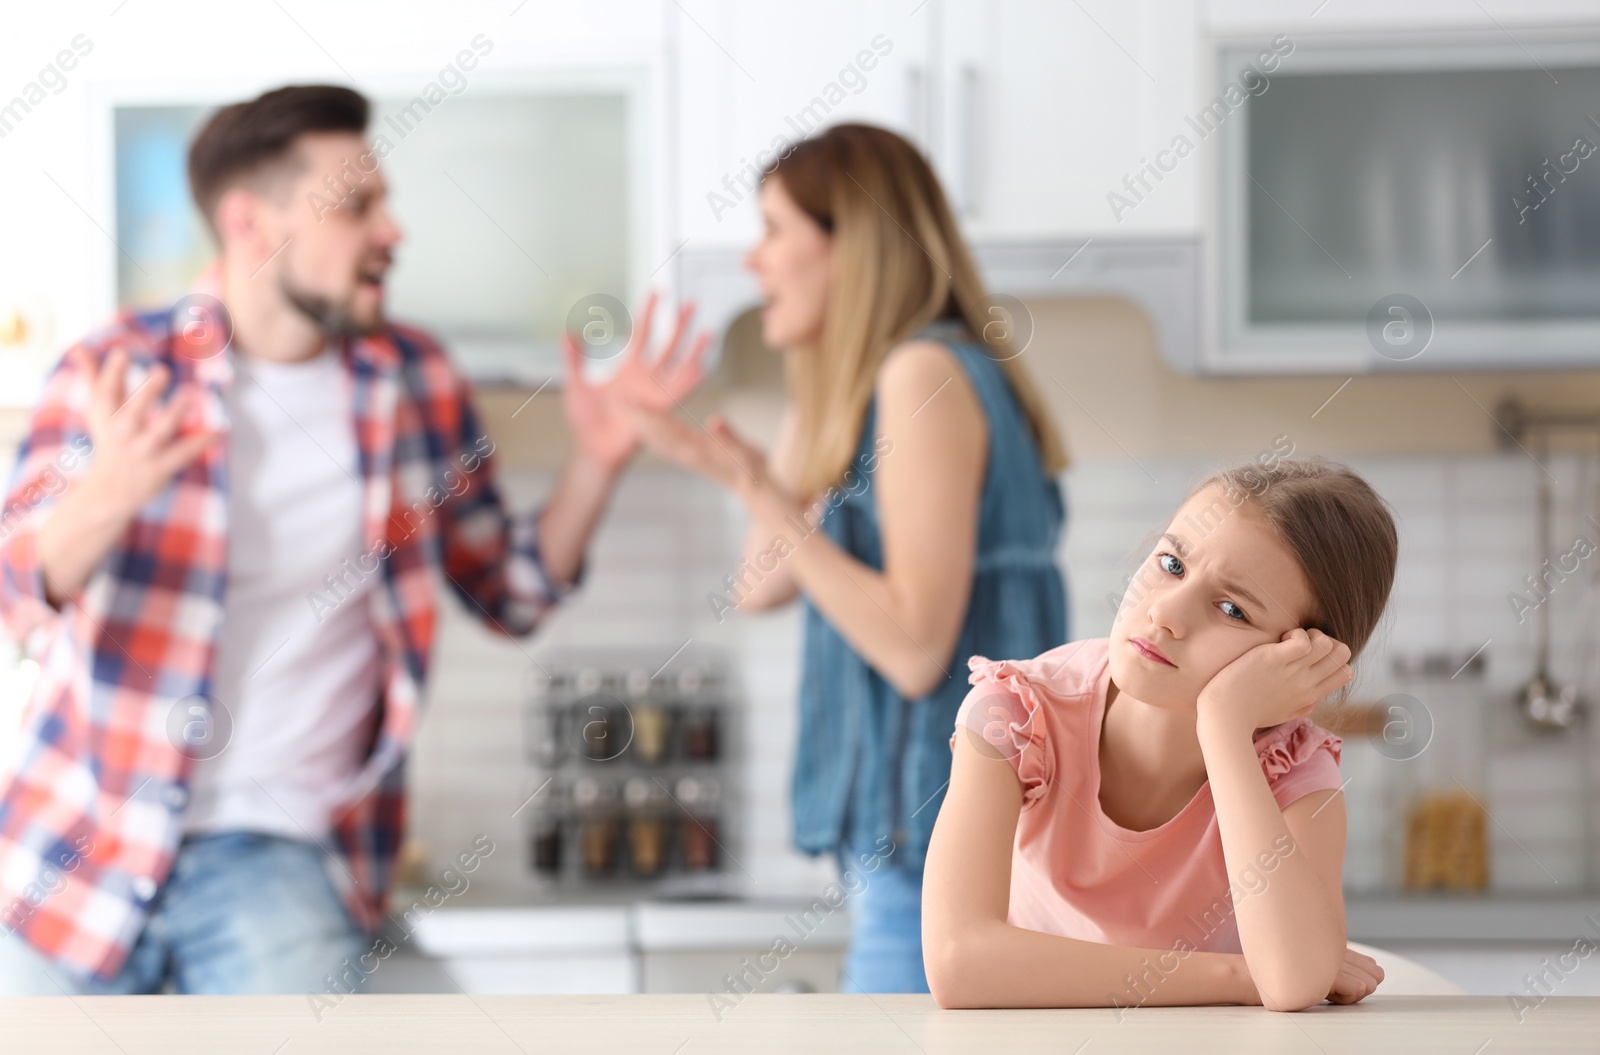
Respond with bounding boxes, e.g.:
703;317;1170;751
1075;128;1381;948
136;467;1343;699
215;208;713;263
1201;28;1600;374
671;0;1201;246
668;1;1600;376
1204;0;1600;34
936;0;1199;240
671;0;929;246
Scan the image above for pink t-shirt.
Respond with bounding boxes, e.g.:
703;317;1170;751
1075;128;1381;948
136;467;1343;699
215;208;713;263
948;637;1343;955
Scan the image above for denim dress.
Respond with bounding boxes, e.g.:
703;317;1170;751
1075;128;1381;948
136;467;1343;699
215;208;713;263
790;322;1070;877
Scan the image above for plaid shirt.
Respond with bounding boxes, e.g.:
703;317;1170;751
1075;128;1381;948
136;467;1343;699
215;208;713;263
0;301;572;981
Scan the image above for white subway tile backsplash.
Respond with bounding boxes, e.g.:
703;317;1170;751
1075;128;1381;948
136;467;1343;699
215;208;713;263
1453;510;1537;561
1449;559;1541;602
1393;511;1448;565
1392;558;1449;600
1066;512;1167;558
1063;463;1176;512
1491;747;1589;798
1452;457;1541;511
1354;459;1449;510
1490;842;1583;891
1382;596;1453;652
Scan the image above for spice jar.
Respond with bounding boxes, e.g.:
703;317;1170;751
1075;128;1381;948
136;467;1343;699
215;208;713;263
579;817;620;876
526;703;566;767
625;777;668;877
578;697;624;762
632;706;669;764
629;818;667;876
530;812;563;877
681;816;717;872
527;778;569;878
675;775;722;872
574;776;620;876
682;707;720;762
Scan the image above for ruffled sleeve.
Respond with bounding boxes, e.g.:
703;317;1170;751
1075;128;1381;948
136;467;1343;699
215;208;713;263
949;654;1056;810
1253;717;1344;811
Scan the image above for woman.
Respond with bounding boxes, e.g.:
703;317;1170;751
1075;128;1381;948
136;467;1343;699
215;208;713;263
626;124;1069;992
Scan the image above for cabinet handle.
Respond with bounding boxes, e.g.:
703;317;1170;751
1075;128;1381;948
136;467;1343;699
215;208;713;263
956;64;980;218
906;63;928;148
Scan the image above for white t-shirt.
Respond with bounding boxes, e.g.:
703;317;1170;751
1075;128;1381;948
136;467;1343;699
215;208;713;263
183;345;382;839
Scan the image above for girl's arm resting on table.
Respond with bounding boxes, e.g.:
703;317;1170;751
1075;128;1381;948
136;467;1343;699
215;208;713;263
1198;714;1349;1012
922;728;1259;1010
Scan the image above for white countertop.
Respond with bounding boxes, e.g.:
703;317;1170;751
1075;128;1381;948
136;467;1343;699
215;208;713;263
4;994;1596;1053
397;891;1600;958
407;900;853;956
1346;895;1600;941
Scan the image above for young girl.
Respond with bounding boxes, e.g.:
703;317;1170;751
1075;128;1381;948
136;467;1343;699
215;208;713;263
923;458;1397;1011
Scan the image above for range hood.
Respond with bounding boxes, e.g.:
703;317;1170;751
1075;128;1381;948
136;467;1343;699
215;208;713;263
674;236;1199;374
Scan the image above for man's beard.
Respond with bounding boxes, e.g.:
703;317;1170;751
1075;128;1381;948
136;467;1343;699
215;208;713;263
279;273;382;338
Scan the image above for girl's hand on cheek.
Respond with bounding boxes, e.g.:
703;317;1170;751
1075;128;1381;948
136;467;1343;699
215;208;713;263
1195;628;1353;738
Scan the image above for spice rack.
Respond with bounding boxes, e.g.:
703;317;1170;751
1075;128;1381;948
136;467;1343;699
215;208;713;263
522;650;738;899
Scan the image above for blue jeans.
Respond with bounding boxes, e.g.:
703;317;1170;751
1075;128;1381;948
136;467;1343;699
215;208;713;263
836;852;930;993
0;832;369;995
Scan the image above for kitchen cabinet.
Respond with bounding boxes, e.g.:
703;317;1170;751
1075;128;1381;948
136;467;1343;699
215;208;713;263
669;0;1208;374
671;0;1202;246
634;901;850;994
1205;0;1600;34
671;0;930;245
58;0;680;395
1196;29;1600;373
397;901;851;995
404;905;636;994
936;0;1200;239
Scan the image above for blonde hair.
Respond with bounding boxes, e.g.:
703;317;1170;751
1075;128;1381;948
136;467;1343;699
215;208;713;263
765;123;1068;495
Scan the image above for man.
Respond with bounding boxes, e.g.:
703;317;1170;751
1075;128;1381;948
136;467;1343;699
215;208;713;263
0;85;704;993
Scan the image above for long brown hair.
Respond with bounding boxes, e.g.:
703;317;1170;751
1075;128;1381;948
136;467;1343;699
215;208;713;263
764;123;1068;494
1194;458;1398;662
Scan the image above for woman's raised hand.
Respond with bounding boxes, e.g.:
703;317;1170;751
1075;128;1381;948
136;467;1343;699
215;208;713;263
559;290;711;472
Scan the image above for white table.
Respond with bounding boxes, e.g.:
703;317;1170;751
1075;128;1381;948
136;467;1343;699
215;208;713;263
3;993;1595;1053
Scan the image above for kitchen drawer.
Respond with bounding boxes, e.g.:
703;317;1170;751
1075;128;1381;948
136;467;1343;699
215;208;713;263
426;954;637;995
640;948;844;995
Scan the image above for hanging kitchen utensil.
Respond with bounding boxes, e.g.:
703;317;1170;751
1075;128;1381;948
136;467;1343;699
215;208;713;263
1517;441;1587;733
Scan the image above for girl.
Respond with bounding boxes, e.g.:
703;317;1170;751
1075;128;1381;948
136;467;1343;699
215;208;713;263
923;458;1397;1011
625;123;1069;992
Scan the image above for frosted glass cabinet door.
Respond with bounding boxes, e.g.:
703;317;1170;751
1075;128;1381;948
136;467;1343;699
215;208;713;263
108;89;637;386
1243;64;1600;331
1213;40;1600;372
378;92;631;382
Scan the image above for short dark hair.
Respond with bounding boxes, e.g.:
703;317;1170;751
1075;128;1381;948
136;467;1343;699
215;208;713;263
187;84;369;227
